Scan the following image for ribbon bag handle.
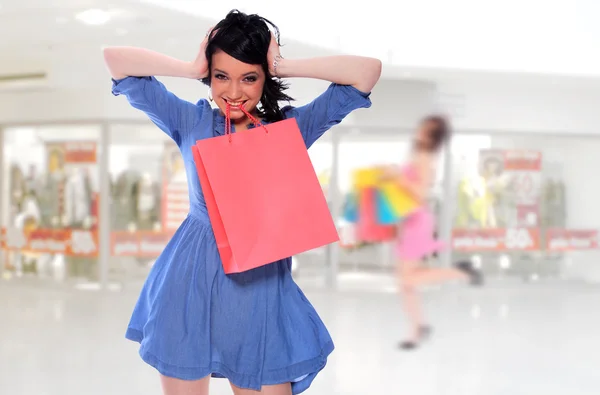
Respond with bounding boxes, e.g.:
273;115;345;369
224;103;269;142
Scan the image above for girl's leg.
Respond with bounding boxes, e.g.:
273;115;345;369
397;259;425;344
230;382;292;395
160;375;210;395
405;266;468;287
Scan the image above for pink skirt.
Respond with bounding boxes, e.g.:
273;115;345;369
395;208;445;261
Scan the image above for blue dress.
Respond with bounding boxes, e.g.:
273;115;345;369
111;76;371;394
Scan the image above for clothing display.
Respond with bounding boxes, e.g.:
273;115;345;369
9;164;26;214
111;170;161;230
63;169;93;227
134;173;161;230
34;173;63;228
112;75;371;393
3;155;99;280
541;179;567;228
112;170;141;230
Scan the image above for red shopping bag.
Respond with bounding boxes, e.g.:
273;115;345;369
192;106;339;274
356;188;397;242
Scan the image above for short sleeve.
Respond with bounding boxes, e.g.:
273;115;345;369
111;76;203;146
283;83;372;148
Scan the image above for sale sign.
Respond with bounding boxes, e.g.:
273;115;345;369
63;142;97;163
111;231;172;257
452;228;540;251
479;149;542;227
546;229;599;251
1;228;98;256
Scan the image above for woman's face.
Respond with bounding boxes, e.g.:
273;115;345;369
414;122;435;151
210;49;266;123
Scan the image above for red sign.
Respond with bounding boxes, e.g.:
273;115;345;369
503;150;542;171
1;228;171;258
452;228;540;251
546;229;598;251
111;231;173;257
1;228;98;256
64;142;97;163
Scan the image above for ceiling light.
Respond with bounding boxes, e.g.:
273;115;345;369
75;9;111;25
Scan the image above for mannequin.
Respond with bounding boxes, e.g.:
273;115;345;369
7;165;32;276
542;178;566;228
555;179;566;227
63;167;95;280
63;167;93;228
112;169;141;230
135;173;161;230
13;190;41;275
9;165;27;218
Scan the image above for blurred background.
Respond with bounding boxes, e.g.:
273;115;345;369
1;1;600;394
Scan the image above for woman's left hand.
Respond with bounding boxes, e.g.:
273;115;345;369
267;32;282;76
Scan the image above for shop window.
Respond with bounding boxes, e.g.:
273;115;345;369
1;125;100;283
450;134;600;281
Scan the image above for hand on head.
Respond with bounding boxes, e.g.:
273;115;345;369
193;26;217;80
267;31;283;77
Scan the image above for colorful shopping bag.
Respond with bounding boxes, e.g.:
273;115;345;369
192;107;339;274
342;192;359;223
375;188;399;225
379;181;420;216
352;167;382;189
356;188;396;242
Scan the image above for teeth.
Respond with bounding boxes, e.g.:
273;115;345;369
227;101;244;107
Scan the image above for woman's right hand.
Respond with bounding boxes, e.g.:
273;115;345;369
191;27;215;80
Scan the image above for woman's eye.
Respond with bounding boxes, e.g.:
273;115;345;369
215;74;227;80
244;76;257;83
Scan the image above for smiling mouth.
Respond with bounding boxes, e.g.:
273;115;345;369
224;99;247;109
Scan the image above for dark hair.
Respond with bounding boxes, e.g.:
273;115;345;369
421;115;451;152
201;9;293;122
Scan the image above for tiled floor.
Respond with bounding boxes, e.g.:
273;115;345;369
1;274;599;395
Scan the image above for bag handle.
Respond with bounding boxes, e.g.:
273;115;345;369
224;103;269;142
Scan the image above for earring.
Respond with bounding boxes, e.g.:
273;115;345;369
208;88;213;102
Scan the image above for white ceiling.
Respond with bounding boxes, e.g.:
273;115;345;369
1;0;600;92
0;0;336;64
141;0;600;77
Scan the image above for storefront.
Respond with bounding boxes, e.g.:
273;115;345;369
449;133;600;283
0;123;171;288
2;122;599;289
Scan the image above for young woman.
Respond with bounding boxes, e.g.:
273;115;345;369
103;9;381;395
384;116;482;350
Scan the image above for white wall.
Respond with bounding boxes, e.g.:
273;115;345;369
0;77;437;128
440;82;600;135
4;74;600;142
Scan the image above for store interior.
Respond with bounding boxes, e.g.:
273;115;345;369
2;2;600;394
3;125;600;287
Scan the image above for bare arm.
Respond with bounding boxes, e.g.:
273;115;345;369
103;39;214;140
276;56;382;93
267;34;382;93
102;47;202;80
380;158;433;202
102;30;213;80
397;173;428;202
